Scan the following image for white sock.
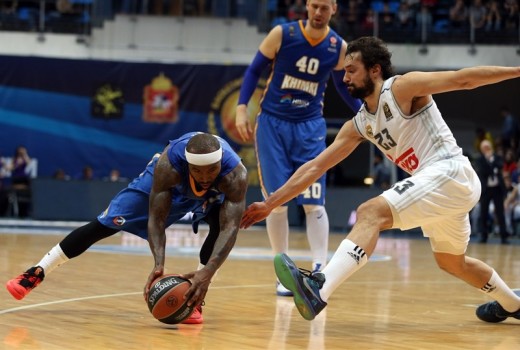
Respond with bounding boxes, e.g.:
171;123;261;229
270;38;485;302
320;239;368;301
266;207;289;255
304;205;329;271
36;244;69;275
480;270;520;312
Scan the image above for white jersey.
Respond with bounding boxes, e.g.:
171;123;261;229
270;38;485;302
352;76;463;175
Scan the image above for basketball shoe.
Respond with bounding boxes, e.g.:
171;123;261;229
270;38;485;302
6;266;45;300
476;289;520;323
274;253;327;321
182;304;203;324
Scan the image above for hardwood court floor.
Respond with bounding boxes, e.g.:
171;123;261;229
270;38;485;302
1;226;519;350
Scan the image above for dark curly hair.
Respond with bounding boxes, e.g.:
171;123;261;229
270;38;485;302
346;37;394;80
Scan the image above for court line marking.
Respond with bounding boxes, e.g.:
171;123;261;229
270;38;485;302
0;284;273;315
1;280;488;316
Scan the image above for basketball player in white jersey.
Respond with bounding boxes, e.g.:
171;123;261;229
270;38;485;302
240;36;520;323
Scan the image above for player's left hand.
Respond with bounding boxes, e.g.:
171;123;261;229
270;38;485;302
240;201;271;229
180;269;212;307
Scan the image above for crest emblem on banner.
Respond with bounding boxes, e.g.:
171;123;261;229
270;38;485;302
143;73;179;123
92;83;124;119
208;77;265;186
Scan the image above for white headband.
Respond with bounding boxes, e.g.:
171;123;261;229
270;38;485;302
185;147;222;166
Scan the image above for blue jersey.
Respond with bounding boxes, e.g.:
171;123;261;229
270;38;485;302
97;132;241;238
260;20;342;122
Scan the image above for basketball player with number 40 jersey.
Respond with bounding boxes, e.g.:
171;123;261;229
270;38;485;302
235;0;361;297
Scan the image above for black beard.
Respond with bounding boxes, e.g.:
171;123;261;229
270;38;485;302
349;77;375;99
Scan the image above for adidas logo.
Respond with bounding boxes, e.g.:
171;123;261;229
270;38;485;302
347;245;366;265
348;252;360;264
481;282;497;293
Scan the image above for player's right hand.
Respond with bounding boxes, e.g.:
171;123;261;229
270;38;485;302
240;201;271;229
144;266;164;300
235;105;253;142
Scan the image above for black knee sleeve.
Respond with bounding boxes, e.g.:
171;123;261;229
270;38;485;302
59;220;119;259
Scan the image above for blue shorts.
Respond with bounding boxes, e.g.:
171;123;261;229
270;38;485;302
254;112;327;206
97;187;215;239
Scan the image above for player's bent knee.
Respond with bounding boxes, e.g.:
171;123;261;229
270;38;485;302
434;252;465;276
356;198;393;228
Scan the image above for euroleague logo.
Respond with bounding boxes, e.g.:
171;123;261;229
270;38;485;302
112;216;126;226
166;295;179;308
208;77;265;146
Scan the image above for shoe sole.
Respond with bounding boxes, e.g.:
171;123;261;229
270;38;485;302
6;281;25;300
181;317;204;324
274;253;316;321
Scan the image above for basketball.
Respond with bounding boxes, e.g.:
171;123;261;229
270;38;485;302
147;274;194;324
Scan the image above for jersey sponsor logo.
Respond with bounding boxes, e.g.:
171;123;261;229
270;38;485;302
143;73;179;123
113;216;126;226
281;74;318;96
383;103;393;121
328;36;338;53
365;125;374;138
280;94;310;107
394;147;420;173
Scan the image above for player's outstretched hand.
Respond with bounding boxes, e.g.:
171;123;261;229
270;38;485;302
180;269;212;307
240;201;272;229
144;266;164;300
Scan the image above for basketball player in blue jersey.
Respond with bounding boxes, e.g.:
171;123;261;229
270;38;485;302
6;132;248;325
236;0;361;296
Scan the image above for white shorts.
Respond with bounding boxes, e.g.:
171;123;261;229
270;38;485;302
381;156;481;254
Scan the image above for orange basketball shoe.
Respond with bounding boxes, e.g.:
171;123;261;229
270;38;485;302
6;266;45;300
182;304;203;324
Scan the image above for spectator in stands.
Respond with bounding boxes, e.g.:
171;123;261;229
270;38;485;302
500;106;520;151
79;165;95;180
371;152;391;190
0;154;8;216
485;0;502;32
288;0;306;21
9;146;31;188
504;0;519;31
102;168;128;182
52;168;70;181
415;3;433;34
396;1;415;30
469;0;487;31
449;0;469;30
380;1;396;31
0;0;18;17
475;139;510;244
473;127;494;160
361;8;375;33
8;145;32;217
503;148;518;176
505;171;520;235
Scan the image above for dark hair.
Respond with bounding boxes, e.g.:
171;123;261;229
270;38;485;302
186;133;221;154
346;36;394;80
